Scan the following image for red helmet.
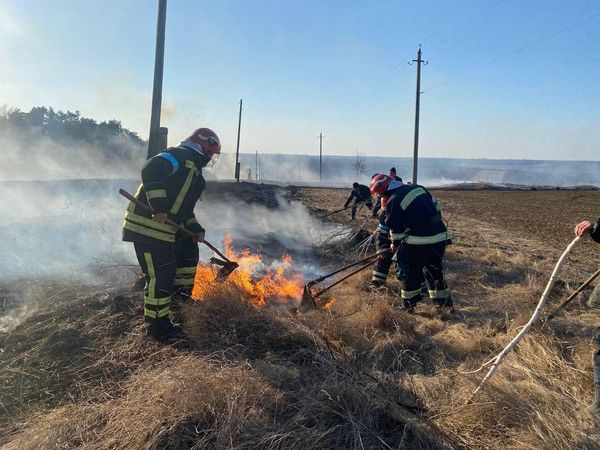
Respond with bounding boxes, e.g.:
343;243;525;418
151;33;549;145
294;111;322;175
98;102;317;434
187;128;221;155
370;174;392;196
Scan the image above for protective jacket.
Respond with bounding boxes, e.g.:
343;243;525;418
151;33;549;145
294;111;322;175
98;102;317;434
384;184;451;246
123;144;206;245
344;184;371;208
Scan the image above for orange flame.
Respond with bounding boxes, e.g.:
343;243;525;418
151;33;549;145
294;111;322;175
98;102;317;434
192;235;305;308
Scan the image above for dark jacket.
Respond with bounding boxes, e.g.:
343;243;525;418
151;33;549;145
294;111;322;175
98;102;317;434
344;185;371;208
123;144;206;245
384;184;450;246
592;218;600;243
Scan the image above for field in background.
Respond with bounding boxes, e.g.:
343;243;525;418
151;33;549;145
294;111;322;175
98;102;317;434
1;184;600;449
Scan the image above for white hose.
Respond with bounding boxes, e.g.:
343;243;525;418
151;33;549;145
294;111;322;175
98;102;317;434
466;236;581;404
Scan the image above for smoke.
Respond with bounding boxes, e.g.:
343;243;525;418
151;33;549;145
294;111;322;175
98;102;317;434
0;178;337;330
211;153;600;188
0;123;144;181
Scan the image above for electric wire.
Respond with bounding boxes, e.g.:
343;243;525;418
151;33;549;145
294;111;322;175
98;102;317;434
424;11;600;94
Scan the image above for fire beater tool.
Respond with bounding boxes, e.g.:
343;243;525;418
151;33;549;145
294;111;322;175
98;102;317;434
301;252;382;308
319;200;371;220
545;266;600;322
119;188;239;280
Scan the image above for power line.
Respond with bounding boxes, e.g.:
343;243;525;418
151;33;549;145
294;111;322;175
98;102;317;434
419;0;486;49
323;59;413;134
423;0;506;55
424;11;600;95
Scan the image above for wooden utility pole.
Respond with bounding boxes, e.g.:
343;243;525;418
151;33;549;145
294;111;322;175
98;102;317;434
234;99;243;181
411;46;426;184
147;0;168;158
319;132;323;182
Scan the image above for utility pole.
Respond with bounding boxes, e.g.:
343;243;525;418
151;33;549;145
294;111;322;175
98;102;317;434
147;0;168;159
319;132;323;182
234;99;243;181
411;45;427;184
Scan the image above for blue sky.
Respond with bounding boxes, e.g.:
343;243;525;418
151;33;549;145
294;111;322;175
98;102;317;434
1;0;599;160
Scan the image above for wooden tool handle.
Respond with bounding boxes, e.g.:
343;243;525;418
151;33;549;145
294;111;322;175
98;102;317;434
119;188;233;264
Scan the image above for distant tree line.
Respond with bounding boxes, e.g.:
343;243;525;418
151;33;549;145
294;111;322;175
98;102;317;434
0;106;146;163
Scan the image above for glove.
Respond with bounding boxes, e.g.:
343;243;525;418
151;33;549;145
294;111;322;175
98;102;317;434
193;230;205;243
152;212;168;223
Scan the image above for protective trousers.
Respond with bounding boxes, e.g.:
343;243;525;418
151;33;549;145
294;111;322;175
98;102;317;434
173;235;199;300
134;237;199;328
351;200;373;219
134;242;176;325
372;228;393;284
396;242;451;307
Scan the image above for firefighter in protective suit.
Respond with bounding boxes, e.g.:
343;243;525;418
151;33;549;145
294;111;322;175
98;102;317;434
370;174;453;312
122;128;221;340
370;195;393;289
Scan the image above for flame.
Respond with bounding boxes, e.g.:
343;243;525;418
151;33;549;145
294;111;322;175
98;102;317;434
192;235;305;308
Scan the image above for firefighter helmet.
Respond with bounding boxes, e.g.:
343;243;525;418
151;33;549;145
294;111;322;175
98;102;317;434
370;174;392;196
187;128;221;155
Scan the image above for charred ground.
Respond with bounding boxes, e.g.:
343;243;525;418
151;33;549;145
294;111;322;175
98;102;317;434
1;183;600;449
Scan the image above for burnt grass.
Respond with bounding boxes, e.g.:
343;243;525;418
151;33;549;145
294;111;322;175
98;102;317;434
1;184;600;449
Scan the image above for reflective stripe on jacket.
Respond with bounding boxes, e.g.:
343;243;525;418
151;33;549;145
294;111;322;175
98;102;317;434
123;145;206;245
384;184;451;246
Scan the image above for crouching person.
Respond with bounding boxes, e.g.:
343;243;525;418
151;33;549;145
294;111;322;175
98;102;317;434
370;174;453;312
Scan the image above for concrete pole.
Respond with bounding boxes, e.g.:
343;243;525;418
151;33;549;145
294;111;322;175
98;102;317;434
412;46;424;184
319;132;323;182
147;0;168;159
235;99;243;181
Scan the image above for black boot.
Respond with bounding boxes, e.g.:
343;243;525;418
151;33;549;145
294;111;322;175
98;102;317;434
433;296;455;313
402;297;420;313
145;317;182;342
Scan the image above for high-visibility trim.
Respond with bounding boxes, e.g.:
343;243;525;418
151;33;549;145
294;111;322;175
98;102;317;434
401;289;422;299
390;232;407;241
400;187;426;210
144;306;170;319
146;189;167;200
124;210;178;233
405;231;451;245
176;266;197;275
184;217;199;227
144;295;171;306
372;271;387;280
157;152;180;174
123;221;176;242
144;253;156;299
127;184;144;214
432;197;442;212
157;306;170;318
376;247;390;255
428;289;450;299
174;278;195;286
170;161;198;214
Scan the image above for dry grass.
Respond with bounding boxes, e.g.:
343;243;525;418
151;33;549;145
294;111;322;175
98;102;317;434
3;186;600;449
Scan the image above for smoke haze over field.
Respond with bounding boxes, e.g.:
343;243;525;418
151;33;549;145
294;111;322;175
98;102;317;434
216;153;600;187
0;179;332;281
